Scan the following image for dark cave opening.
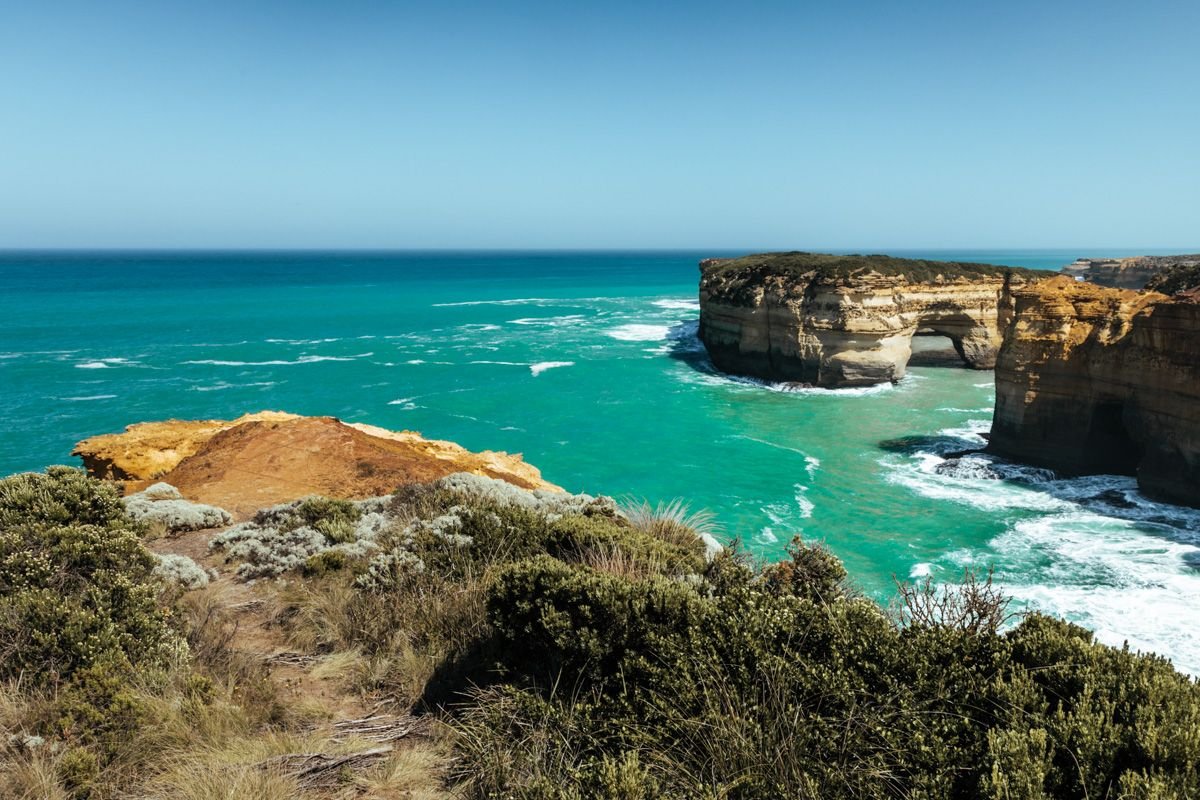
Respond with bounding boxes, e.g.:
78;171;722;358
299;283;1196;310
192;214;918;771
1083;400;1144;476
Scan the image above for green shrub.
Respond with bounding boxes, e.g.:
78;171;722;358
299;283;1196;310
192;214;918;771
453;539;1200;799
0;466;129;531
0;467;190;792
0;470;180;684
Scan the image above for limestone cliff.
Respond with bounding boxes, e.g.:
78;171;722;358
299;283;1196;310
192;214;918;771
988;277;1200;506
74;412;560;516
698;252;1039;387
1060;254;1200;289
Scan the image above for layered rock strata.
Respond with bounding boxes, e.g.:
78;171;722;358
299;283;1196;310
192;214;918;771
698;252;1038;387
988;276;1200;506
74;412;559;516
1061;254;1200;289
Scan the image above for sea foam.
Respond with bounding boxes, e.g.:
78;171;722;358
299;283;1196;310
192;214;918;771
530;361;574;376
605;324;672;341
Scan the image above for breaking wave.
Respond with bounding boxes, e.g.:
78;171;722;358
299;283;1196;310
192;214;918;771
881;416;1200;675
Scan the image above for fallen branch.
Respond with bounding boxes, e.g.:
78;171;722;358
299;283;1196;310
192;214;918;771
260;746;393;789
331;713;430;744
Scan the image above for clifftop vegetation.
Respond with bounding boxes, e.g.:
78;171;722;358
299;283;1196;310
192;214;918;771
701;251;1046;284
2;468;1199;799
1145;260;1200;295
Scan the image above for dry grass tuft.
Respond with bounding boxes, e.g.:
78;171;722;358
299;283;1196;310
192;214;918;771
0;751;72;800
621;497;721;550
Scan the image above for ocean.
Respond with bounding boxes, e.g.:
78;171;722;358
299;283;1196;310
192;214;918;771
3;249;1198;672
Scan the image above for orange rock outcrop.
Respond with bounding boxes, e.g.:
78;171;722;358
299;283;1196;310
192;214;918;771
74;412;560;516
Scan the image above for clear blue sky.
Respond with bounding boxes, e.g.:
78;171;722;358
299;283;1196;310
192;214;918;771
1;0;1196;249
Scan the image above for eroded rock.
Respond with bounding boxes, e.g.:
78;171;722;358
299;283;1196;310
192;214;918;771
697;252;1040;387
987;276;1200;507
75;412;561;517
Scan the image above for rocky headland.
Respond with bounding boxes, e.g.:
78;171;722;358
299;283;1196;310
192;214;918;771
1060;253;1200;289
988;275;1200;506
74;411;559;516
697;252;1040;387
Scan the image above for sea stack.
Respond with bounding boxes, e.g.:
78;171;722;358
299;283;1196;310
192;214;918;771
697;252;1037;388
988;276;1200;507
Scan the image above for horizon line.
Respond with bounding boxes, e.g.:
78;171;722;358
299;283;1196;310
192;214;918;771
2;245;1197;254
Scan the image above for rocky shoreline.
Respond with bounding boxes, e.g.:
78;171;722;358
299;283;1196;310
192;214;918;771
988;276;1200;506
697;251;1200;507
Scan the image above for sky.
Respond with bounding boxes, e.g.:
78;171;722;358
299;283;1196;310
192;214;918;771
1;0;1197;250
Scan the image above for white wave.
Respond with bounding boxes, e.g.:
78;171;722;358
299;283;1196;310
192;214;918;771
651;298;700;311
433;297;556;307
469;360;527;367
509;315;586;327
644;321;706;355
734;434;810;457
973;382;994;388
909;562;933;579
794;484;814;518
677;368;899;396
530;361;574;376
60;394;117;401
388;397;419;410
433;296;619;308
405;359;426;365
183;353;371;366
990;514;1200;674
937;407;995;413
882;453;1071;513
937;419;991;444
805;455;821;479
75;357;132;369
884;430;1200;673
265;337;342;345
192;381;277;392
758;527;779;544
606;323;673;341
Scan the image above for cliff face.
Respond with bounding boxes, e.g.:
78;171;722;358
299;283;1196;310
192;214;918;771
698;252;1033;387
74;412;560;516
988;277;1200;506
1061;254;1200;289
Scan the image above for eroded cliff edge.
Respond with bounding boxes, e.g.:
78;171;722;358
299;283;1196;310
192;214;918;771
1060;253;1200;289
988;276;1200;506
697;252;1038;387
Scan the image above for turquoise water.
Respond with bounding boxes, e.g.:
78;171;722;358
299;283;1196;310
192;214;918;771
3;250;1199;671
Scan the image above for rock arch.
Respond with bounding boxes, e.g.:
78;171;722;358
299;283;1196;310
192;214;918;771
697;254;1027;388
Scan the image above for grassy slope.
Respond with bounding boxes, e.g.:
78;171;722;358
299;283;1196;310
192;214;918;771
4;469;1200;799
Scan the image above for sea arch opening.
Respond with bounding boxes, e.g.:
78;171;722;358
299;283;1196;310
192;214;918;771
904;310;996;371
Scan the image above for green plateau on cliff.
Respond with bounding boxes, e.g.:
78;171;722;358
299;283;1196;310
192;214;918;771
3;467;1199;799
700;251;1045;284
